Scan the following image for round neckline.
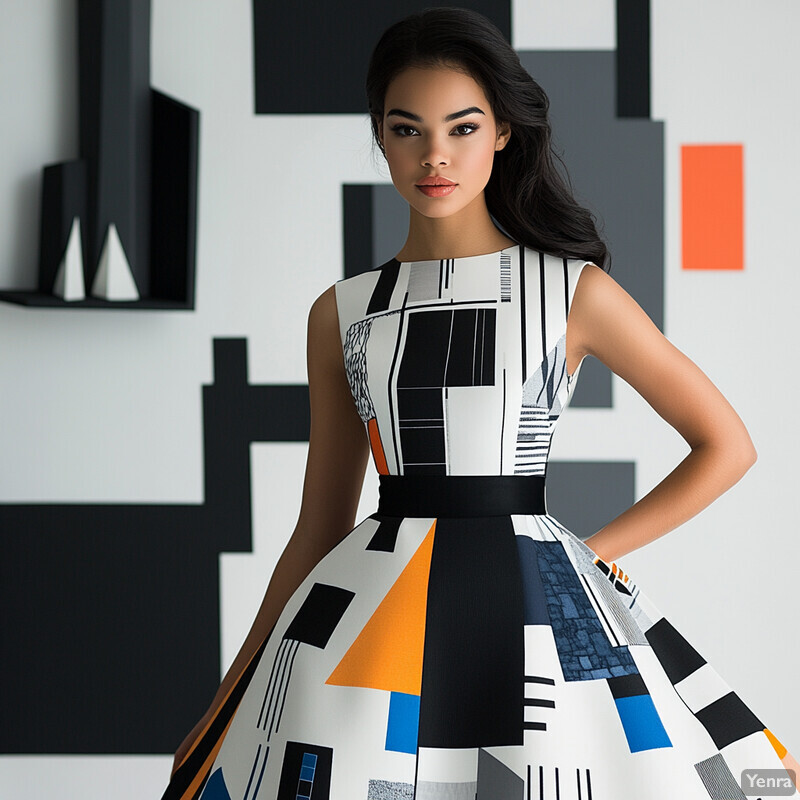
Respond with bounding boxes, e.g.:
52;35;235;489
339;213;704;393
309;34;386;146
393;242;519;265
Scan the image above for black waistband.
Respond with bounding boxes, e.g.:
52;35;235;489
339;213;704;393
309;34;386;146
376;474;547;518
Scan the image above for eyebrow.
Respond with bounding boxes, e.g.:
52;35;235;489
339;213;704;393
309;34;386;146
385;106;486;123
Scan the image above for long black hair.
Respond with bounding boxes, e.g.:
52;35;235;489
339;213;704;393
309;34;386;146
365;6;611;272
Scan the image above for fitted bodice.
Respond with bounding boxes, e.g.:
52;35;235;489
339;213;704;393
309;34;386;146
334;244;593;477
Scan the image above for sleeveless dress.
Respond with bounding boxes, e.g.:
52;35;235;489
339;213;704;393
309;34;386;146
163;244;798;800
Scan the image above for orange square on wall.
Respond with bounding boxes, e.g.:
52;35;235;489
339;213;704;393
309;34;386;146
681;143;744;270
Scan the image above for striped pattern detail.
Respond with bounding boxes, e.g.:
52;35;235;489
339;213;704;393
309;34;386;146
244;743;270;800
694;753;748;800
513;406;555;475
161;627;274;800
256;638;301;736
585;572;649;646
500;250;512;301
523;673;556;731
527;764;594;800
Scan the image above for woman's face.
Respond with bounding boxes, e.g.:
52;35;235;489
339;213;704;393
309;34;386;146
377;65;511;220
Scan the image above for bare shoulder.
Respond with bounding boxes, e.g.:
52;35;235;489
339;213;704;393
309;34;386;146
308;283;338;333
566;262;611;374
306;284;343;366
566;262;756;457
569;263;666;379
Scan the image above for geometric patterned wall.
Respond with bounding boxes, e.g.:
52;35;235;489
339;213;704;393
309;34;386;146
0;0;666;755
5;0;778;780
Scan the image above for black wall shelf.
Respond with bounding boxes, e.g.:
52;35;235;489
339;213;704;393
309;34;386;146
0;1;199;313
0;291;193;310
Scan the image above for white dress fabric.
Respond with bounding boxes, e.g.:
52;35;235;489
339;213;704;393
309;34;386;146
162;244;798;800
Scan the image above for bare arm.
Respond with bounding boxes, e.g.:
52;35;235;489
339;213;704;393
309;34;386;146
171;283;370;773
566;264;757;564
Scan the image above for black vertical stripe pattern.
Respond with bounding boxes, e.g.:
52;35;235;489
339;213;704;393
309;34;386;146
417;515;525;748
519;245;527;381
539;250;547;370
366;258;401;315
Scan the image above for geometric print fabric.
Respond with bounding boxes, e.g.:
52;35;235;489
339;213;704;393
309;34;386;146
161;245;798;799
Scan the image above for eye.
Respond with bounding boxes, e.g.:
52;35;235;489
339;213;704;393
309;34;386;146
390;124;418;137
389;122;481;137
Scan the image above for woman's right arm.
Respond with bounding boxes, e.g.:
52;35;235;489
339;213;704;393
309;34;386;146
171;283;371;775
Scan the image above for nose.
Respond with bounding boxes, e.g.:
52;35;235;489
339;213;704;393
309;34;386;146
422;155;450;169
420;133;451;168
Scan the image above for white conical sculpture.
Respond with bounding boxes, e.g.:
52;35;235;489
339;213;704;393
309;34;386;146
52;215;86;301
91;222;140;301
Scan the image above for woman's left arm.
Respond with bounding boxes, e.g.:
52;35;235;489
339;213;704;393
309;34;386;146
567;264;758;563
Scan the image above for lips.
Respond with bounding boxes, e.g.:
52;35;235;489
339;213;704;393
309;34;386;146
416;183;457;197
416;176;457;186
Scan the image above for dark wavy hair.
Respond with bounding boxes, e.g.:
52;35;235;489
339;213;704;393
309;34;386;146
365;6;611;272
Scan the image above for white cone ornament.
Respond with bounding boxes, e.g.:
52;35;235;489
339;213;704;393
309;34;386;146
91;221;140;301
52;216;86;301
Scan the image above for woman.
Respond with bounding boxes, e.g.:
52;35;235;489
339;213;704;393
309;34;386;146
162;8;797;799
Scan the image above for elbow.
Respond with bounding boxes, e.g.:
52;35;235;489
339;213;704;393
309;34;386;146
728;425;758;472
721;443;757;485
734;438;758;474
693;435;757;474
741;429;758;467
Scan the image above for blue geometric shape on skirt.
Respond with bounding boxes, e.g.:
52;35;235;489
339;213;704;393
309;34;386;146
298;751;318;793
515;535;550;625
533;539;638;681
614;694;673;752
199;767;232;800
386;691;420;753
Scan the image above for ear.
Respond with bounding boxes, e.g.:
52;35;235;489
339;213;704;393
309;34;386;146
495;120;511;151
